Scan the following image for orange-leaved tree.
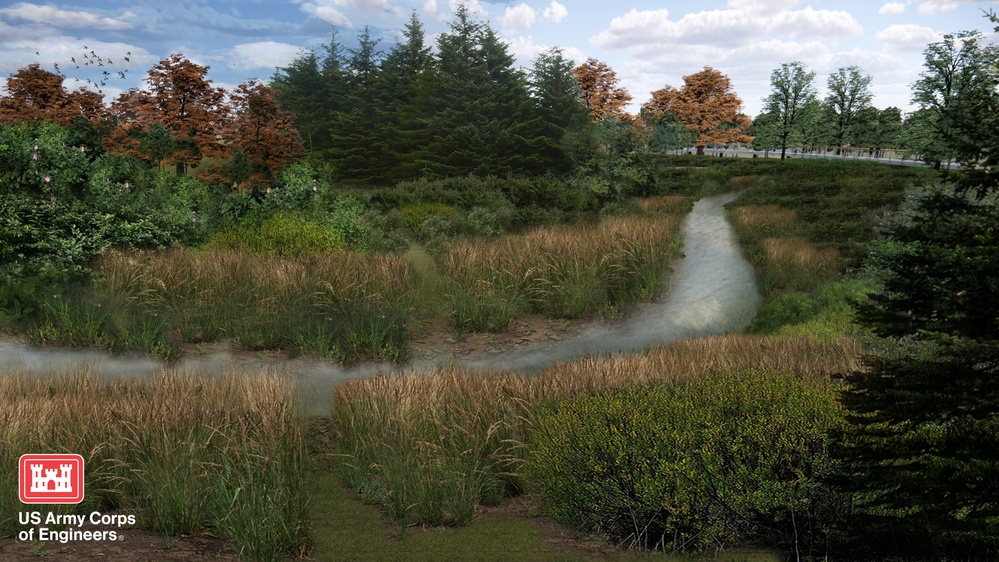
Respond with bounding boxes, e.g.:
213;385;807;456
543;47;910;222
574;58;633;122
0;64;106;125
108;54;229;174
644;67;752;156
210;79;304;190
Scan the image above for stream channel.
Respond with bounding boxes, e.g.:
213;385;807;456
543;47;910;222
0;192;761;414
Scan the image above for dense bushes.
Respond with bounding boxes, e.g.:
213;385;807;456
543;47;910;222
528;370;844;554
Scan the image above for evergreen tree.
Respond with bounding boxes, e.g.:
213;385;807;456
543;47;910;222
271;50;325;152
838;184;999;558
378;11;434;180
329;26;386;183
423;3;535;176
528;47;596;173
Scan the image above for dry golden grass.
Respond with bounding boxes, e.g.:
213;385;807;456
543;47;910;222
637;194;690;215
0;366;307;554
330;332;864;526
96;248;415;312
440;212;684;325
762;236;842;271
734;204;798;234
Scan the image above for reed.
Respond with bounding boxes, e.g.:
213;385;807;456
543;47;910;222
0;367;307;560
733;204;798;235
439;206;684;332
328;333;863;528
29;248;417;364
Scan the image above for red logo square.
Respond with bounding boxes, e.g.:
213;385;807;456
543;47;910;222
19;454;85;504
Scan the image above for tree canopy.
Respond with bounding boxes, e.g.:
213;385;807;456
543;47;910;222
644;67;752;156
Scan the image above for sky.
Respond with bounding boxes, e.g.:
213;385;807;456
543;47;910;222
0;0;996;117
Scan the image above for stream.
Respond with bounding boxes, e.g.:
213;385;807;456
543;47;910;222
0;193;760;413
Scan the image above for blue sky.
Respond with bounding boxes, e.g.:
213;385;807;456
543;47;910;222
1;0;996;117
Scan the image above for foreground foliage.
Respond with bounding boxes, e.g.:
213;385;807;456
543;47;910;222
529;371;843;554
837;183;999;558
0;369;308;561
328;334;862;540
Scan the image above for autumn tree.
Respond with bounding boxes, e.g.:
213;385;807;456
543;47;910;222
823;66;873;152
760;61;817;160
0;64;105;125
214;80;303;190
645;67;752;156
110;54;228;174
573;58;632;122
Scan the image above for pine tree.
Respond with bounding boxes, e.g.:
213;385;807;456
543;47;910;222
528;47;596;173
423;3;535;176
379;11;435;180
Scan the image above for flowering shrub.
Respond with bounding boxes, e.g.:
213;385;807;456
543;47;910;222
258;162;326;214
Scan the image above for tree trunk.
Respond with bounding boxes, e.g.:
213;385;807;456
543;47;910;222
696;145;705;156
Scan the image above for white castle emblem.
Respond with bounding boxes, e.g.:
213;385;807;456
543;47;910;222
30;463;74;493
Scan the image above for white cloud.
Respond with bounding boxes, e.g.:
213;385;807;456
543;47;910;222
229;41;303;70
424;0;437;14
591;9;672;50
878;2;906;15
333;0;390;13
543;1;568;24
876;23;941;51
0;3;133;30
915;0;976;14
296;1;352;26
500;4;536;31
504;35;585;68
591;6;860;51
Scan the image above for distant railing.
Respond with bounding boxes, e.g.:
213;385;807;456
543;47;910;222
685;145;959;169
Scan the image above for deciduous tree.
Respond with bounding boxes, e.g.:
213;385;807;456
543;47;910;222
645;67;752;156
0;64;105;125
216;80;303;190
109;54;228;174
823;66;873;152
761;61;817;160
573;58;632;122
910;30;999;171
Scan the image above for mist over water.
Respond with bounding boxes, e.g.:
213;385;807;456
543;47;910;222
464;192;760;372
0;193;760;414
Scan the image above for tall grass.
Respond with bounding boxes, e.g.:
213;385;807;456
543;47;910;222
0;368;307;561
439;201;685;333
28;248;417;364
329;333;863;530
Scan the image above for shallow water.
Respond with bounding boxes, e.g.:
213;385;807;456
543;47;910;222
0;193;760;413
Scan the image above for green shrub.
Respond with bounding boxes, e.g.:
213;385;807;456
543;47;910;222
207;213;346;258
400;202;458;234
528;370;844;553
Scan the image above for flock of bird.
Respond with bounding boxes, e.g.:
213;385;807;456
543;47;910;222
34;47;133;95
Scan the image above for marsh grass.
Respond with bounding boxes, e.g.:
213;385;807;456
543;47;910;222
28;249;417;364
440;203;685;333
0;367;307;560
329;333;863;530
734;205;798;235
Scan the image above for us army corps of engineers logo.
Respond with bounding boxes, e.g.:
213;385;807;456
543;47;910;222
17;454;135;544
19;454;85;504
